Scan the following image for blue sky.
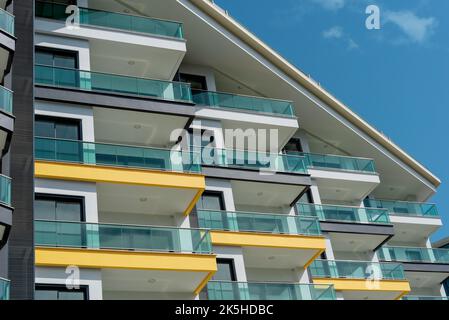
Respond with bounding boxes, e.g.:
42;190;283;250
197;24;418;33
215;0;449;241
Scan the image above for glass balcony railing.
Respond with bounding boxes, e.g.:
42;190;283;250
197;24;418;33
364;199;439;217
206;281;336;300
402;296;449;300
287;152;376;174
197;210;321;236
35;65;193;103
0;174;11;206
198;147;307;174
35;1;183;39
35;137;201;173
35;220;213;254
192;90;295;117
0;7;14;35
0;278;9;300
309;260;406;280
378;246;449;264
0;86;13;114
296;203;391;224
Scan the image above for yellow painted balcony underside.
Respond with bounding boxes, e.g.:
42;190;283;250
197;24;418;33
35;247;217;294
34;161;205;215
210;231;326;268
313;278;411;299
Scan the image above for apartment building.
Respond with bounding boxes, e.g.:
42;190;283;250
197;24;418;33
0;0;14;302
2;0;448;300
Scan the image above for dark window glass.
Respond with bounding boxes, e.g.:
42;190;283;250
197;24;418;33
35;285;88;300
36;48;78;68
197;192;225;211
283;138;303;153
213;259;237;281
35;116;81;140
178;73;208;90
35;195;84;222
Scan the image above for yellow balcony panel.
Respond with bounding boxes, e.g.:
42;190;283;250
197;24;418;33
211;231;326;269
35;247;217;295
313;278;411;300
35;161;205;216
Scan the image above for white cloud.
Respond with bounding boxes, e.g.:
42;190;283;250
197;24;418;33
311;0;345;11
322;26;359;51
385;11;437;43
347;38;359;50
322;26;344;39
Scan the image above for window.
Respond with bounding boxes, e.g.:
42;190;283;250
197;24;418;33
283;138;303;154
35;116;81;140
35;285;88;300
36;47;78;69
36;47;79;87
197;192;225;211
177;73;208;91
35;116;82;162
35;194;84;222
213;259;237;281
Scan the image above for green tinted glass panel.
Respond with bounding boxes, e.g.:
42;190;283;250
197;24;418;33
0;278;9;300
364;199;439;217
0;8;14;35
206;281;336;300
0;86;13;114
35;220;212;254
197;210;321;236
34;137;201;173
35;1;183;38
296;203;391;224
309;260;406;280
199;147;307;174
289;152;376;173
378;246;449;264
192;90;295;117
35;65;193;103
0;175;11;206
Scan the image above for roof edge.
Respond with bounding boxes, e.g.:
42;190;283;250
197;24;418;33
190;0;441;188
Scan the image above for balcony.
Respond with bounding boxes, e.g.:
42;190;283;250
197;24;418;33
35;137;205;216
35;65;193;104
0;278;9;300
35;220;217;297
0;174;11;207
402;296;448;300
297;203;390;224
197;210;325;270
297;203;393;253
0;86;13;155
0;7;14;36
364;199;438;217
378;246;449;293
365;199;442;245
200;148;307;174
309;259;410;300
206;281;336;300
0;85;12;114
289;152;380;203
192;90;294;117
197;209;321;235
0;8;14;89
378;246;449;264
35;137;200;173
36;1;183;39
0;174;11;249
197;147;311;211
35;1;186;80
301;152;376;174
